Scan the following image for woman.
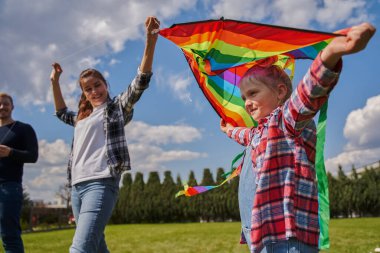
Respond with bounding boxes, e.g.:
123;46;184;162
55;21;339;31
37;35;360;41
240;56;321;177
50;16;160;253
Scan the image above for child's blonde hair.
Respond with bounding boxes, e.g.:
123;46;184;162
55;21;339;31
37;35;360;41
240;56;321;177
239;64;293;105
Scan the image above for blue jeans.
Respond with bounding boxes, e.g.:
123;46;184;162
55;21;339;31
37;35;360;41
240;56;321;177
260;239;318;253
0;182;24;253
70;177;119;253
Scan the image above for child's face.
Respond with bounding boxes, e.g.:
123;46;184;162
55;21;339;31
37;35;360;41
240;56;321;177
240;79;280;121
81;76;108;107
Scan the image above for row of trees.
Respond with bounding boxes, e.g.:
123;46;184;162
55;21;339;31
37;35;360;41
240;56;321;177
111;168;240;224
329;165;380;217
111;164;380;224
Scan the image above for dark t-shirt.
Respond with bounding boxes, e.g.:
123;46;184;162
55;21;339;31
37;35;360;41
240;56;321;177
0;121;38;183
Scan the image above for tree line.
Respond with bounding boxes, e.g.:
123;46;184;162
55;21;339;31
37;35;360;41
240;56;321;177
110;163;380;224
328;164;380;218
110;168;240;224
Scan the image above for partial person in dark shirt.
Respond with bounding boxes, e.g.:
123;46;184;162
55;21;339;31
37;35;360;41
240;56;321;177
0;92;38;253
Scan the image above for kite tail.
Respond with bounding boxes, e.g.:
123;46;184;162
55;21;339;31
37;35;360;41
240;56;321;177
316;101;330;250
175;149;246;198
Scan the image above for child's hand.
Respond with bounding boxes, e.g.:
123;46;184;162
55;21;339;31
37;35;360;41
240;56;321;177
220;118;234;133
322;22;376;69
50;63;62;84
145;16;160;43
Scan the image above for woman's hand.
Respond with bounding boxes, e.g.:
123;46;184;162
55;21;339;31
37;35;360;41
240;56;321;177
140;16;160;73
50;62;63;84
145;16;160;44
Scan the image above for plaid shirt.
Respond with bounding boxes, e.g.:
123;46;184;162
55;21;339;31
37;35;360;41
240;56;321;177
56;69;152;186
228;54;342;252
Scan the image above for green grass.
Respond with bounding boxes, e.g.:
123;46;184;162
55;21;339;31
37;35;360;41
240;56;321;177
3;218;379;253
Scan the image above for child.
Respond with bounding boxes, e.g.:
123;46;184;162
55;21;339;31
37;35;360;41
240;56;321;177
220;22;375;253
50;16;160;253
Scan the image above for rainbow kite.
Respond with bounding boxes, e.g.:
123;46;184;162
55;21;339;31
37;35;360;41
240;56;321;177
159;18;343;249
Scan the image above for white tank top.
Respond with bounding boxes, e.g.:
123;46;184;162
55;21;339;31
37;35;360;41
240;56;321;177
72;103;111;185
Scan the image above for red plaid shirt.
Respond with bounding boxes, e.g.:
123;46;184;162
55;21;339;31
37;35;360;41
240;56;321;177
228;54;342;252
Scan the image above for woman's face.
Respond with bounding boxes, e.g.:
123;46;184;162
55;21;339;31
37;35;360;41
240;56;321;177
81;76;108;107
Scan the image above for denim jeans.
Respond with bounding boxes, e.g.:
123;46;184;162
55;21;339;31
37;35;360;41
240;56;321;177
70;177;119;253
260;239;318;253
0;182;24;253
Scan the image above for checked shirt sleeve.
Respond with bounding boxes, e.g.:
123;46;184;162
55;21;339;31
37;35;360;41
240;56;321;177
55;107;76;127
282;53;342;136
118;68;152;125
227;127;253;146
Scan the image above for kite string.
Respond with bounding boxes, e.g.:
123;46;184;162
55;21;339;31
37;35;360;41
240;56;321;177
55;25;147;63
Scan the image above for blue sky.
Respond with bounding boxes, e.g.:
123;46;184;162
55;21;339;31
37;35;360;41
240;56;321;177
1;0;379;202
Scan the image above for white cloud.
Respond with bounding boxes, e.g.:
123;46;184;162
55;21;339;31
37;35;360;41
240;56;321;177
155;68;194;104
0;0;197;108
272;0;317;28
316;0;369;29
325;94;380;174
109;58;121;66
128;143;207;171
343;95;380;149
325;148;380;174
211;0;270;21
211;0;372;29
24;139;70;200
126;121;202;145
167;74;193;103
37;139;71;165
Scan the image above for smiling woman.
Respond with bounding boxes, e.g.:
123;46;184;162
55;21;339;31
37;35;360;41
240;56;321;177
48;16;160;253
77;68;110;121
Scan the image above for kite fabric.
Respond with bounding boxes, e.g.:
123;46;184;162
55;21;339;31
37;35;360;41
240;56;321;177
175;148;246;197
159;18;339;127
159;18;343;249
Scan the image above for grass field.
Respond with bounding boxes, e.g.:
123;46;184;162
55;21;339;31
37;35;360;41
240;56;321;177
4;217;379;253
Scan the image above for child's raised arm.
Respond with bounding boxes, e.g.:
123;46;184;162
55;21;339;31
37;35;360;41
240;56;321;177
321;22;376;69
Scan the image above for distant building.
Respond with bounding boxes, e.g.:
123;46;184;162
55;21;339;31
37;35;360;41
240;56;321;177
45;197;67;209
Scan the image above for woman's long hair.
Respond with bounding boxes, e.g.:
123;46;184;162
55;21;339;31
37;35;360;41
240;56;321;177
77;69;109;121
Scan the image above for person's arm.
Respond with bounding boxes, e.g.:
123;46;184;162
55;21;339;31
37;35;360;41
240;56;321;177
140;16;160;73
7;124;38;163
220;118;252;146
119;16;160;122
50;62;67;111
283;22;376;135
321;22;376;70
50;63;76;126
